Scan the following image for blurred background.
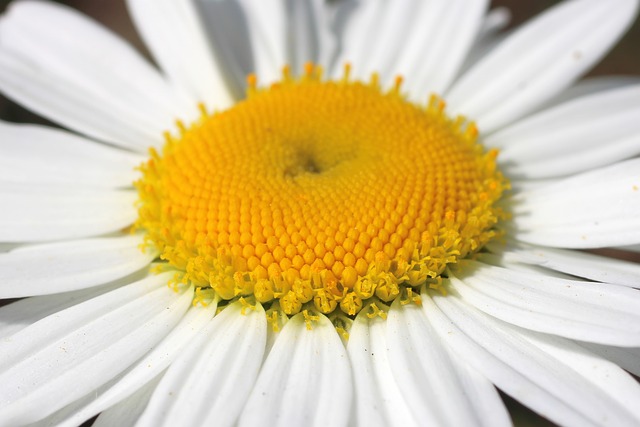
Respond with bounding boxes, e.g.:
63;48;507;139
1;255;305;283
0;1;638;426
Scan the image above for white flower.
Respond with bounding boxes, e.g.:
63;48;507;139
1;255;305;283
1;0;640;426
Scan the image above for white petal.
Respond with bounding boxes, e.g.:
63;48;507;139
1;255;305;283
237;0;288;84
539;75;640;112
0;243;20;253
194;0;255;97
336;0;487;96
519;330;640;424
0;276;136;338
449;260;640;346
126;0;234;111
0;52;156;151
137;301;266;427
455;8;511;79
0;122;143;188
58;302;217;427
331;0;384;80
581;343;640;377
264;306;288;357
449;352;511;427
478;7;511;38
489;241;640;288
239;311;352;427
286;0;336;75
512;158;640;248
0;273;192;425
472;251;578;280
424;290;640;426
347;307;417;427
447;0;639;133
0;235;156;298
0;185;137;242
386;298;492;426
487;84;640;179
398;0;489;99
26;372;163;427
359;0;425;82
0;1;182;150
93;378;161;427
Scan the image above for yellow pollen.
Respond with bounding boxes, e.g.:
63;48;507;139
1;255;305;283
136;65;507;317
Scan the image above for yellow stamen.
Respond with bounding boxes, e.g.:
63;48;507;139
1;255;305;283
136;65;507;318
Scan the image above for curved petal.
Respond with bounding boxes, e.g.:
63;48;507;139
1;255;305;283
0;273;192;426
487;84;640;179
331;0;384;80
449;352;511;427
449;260;640;346
239;311;352;427
335;0;487;96
478;7;511;38
28;371;163;427
0;1;183;150
126;0;235;111
394;0;489;99
264;306;288;357
386;298;493;426
0;185;137;242
582;343;640;377
538;75;640;112
511;158;640;248
447;0;639;133
0;275;137;338
0;235;156;298
471;252;578;280
347;307;417;427
92;378;161;427
236;0;288;84
137;301;266;427
519;330;640;424
357;0;425;82
194;0;254;97
423;290;640;426
286;0;337;76
488;241;640;288
456;8;511;79
0;122;143;188
55;302;217;427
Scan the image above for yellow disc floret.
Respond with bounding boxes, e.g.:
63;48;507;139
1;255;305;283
136;65;507;317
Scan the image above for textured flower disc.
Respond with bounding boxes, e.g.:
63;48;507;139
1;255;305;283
136;66;507;317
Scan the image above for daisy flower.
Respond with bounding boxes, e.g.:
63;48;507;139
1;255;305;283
1;0;640;426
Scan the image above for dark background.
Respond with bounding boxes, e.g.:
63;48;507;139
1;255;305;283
0;1;638;426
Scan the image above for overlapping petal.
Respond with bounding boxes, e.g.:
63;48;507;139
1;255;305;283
0;184;137;242
488;84;640;178
0;273;192;425
0;121;143;188
126;0;234;112
239;312;352;426
447;0;639;133
0;1;184;150
423;290;640;426
512;158;640;248
0;235;156;298
137;301;266;427
450;260;640;346
0;1;638;426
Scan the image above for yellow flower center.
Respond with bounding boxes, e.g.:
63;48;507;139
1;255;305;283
136;65;506;317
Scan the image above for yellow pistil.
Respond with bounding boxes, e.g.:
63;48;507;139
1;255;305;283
136;64;507;317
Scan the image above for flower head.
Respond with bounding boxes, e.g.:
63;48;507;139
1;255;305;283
1;0;640;426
